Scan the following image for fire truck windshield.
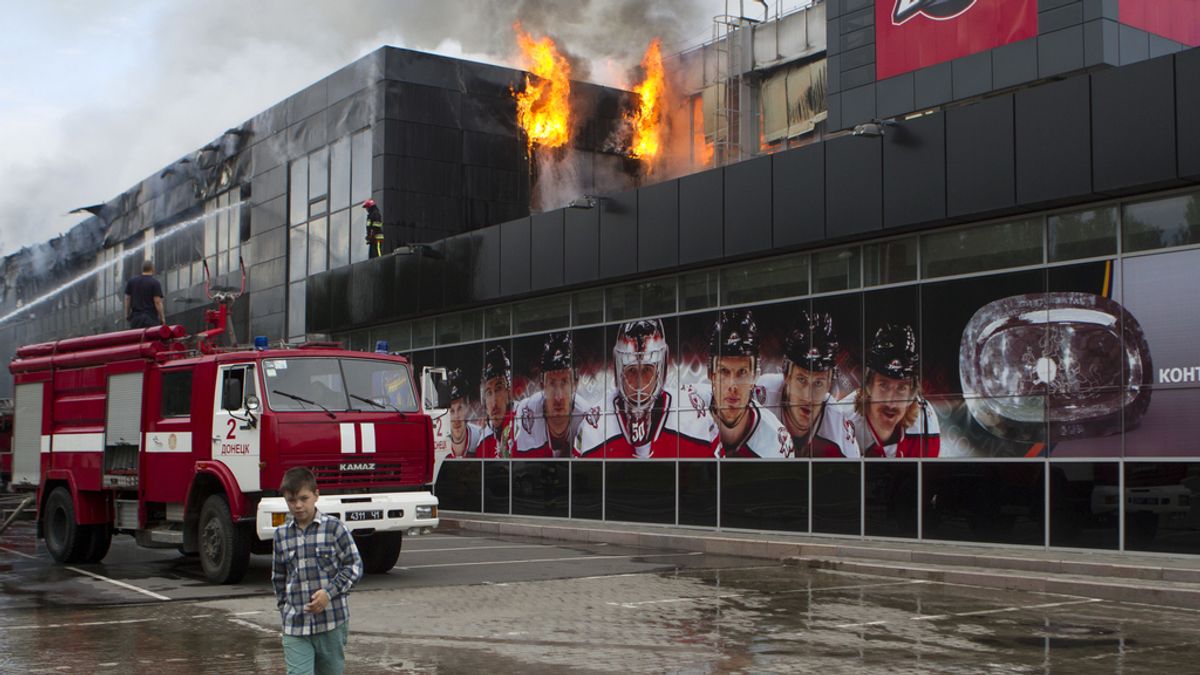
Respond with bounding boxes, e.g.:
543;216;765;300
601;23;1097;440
262;357;417;414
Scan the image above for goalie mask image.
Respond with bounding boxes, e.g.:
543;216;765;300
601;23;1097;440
613;319;669;416
708;309;792;458
574;318;717;458
846;323;940;458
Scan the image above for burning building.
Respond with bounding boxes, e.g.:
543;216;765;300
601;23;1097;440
3;1;1200;557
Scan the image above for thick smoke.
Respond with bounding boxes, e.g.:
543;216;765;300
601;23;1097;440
1;1;715;258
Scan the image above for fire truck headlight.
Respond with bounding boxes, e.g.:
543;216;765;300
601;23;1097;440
272;512;288;527
416;505;437;519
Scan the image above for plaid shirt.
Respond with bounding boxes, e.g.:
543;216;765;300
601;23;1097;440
272;510;363;636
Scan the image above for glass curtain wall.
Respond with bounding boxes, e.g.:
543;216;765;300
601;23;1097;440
349;188;1200;554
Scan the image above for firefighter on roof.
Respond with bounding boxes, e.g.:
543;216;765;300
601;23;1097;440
362;199;384;258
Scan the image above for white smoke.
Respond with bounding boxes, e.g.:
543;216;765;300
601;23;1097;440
0;0;719;256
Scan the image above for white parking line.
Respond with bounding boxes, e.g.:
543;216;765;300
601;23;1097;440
0;545;169;601
64;565;171;601
395;551;704;569
835;598;1103;629
607;580;929;608
403;544;552;554
0;618;155;632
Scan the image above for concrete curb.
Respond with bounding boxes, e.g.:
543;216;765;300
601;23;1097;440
443;516;1200;610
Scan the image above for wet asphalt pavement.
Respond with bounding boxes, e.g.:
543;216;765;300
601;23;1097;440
4;520;1200;673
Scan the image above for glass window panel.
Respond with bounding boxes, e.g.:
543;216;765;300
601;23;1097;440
350;207;370;264
680;270;719;310
484;305;511;337
287;281;306;340
721;254;808;305
330;137;351;212
308;147;328;199
204;208;218;258
436;311;483;344
1049;207;1118;261
374;322;411;352
864;237;918;286
328;209;350;270
1123;191;1200;253
921;218;1043;279
308;216;328;275
572;289;604;326
350;129;372;206
514;294;571;333
221;249;233;277
289;157;308;226
813;247;861;293
606;278;677;321
309;199;328;218
412;318;435;349
289;225;307;282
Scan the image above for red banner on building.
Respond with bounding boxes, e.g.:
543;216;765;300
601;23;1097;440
875;0;1038;81
1121;0;1200;47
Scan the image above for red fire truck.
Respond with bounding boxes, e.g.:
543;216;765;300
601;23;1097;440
8;293;438;583
0;398;13;489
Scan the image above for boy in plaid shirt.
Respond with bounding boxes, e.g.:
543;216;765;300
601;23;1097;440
272;467;363;675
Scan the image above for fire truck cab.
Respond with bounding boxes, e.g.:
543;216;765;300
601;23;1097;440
9;324;439;583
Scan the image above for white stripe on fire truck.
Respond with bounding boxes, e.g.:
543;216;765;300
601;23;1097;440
40;435;50;453
340;423;357;454
51;432;105;453
361;423;376;454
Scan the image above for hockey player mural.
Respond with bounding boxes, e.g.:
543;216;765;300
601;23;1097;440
756;311;860;458
706;310;793;458
513;332;589;458
846;323;941;458
479;344;516;458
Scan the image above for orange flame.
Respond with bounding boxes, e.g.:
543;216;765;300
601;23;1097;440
628;39;666;166
692;96;713;166
512;23;572;153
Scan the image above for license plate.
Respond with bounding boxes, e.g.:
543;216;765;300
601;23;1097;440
346;510;381;522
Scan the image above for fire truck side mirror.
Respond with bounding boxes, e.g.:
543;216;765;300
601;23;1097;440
246;395;261;412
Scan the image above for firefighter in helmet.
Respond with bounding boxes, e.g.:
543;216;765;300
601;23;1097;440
362;199;384;258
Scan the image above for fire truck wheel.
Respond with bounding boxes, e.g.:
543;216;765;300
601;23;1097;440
199;494;252;584
355;531;403;574
83;524;112;564
44;487;89;564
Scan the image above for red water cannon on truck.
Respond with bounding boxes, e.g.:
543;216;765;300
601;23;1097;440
7;264;438;583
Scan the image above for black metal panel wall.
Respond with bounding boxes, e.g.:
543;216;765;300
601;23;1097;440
472;227;501;302
678;167;725;264
499;217;531;296
395;250;420;315
772;143;825;247
638;179;680;272
530;211;564;291
599;189;638;277
947;94;1016;217
564;207;600;285
1180;48;1200;181
724;156;773;257
1092;54;1179;194
883;112;946;229
825;135;882;238
1016;74;1093;205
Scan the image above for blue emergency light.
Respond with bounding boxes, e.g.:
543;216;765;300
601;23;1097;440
254;335;268;350
375;340;389;353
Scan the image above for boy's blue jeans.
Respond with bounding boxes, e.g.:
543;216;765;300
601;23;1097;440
282;621;348;675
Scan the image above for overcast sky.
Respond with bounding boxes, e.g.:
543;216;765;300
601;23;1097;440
0;1;813;257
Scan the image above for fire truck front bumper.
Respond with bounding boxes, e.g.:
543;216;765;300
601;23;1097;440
256;491;440;541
